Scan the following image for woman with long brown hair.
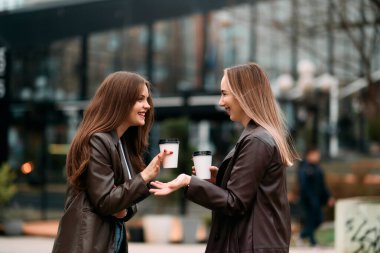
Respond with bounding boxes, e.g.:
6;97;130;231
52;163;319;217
150;63;299;252
52;71;170;253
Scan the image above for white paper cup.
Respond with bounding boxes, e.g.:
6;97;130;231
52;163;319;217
193;151;212;179
159;138;180;168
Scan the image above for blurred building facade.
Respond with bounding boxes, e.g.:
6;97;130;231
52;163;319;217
0;0;379;217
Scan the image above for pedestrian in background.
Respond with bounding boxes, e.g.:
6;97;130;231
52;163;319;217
52;71;170;253
150;63;299;253
297;147;335;246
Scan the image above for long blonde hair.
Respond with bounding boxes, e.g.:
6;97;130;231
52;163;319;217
225;63;299;166
66;71;154;189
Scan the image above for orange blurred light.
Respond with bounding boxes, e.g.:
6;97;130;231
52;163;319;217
21;162;33;174
343;173;357;184
363;175;380;184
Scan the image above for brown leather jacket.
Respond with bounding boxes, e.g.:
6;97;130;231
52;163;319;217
186;121;291;253
52;131;150;253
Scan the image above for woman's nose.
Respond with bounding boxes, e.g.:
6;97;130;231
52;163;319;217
218;97;224;106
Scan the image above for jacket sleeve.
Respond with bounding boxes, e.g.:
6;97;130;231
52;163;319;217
297;162;310;201
85;134;150;216
186;136;273;216
319;168;331;206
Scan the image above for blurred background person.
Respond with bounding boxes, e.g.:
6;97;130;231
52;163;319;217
297;146;335;247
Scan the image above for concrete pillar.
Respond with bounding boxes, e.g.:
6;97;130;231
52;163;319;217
335;197;380;253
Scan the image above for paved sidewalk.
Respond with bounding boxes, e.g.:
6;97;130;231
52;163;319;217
0;236;335;253
0;220;336;252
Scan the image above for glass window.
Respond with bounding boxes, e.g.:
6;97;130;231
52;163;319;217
257;1;293;77
205;6;250;91
9;106;71;184
88;26;147;97
153;19;185;95
49;39;81;100
10;38;81;101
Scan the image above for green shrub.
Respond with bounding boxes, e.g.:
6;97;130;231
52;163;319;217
0;163;17;221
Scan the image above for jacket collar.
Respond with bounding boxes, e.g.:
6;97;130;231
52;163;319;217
113;129;136;177
110;129;120;146
237;120;258;143
219;120;258;166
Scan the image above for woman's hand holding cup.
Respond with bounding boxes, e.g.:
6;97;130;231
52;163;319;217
208;166;218;184
192;151;218;184
158;138;179;169
192;165;218;184
141;149;172;183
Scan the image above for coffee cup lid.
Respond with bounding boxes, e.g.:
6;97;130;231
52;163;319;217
159;138;180;144
193;151;212;156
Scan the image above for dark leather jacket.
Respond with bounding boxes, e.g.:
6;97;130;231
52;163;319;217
186;122;291;253
52;131;150;253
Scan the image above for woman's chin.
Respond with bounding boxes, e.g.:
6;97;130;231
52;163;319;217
131;120;145;127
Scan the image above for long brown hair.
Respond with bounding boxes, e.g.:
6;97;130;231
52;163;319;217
66;71;154;189
225;63;299;166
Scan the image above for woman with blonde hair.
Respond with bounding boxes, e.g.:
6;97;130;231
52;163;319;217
52;71;170;253
150;63;299;253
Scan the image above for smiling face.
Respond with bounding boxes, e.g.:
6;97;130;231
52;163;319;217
117;84;151;137
218;73;250;126
126;84;151;127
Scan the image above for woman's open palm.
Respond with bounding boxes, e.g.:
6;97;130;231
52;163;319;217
149;174;190;196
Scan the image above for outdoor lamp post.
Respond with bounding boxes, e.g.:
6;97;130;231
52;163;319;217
298;59;339;158
319;73;339;157
297;59;316;94
276;59;317;100
277;73;294;94
277;59;339;158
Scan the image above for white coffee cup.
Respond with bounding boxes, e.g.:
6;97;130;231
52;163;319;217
159;138;180;168
193;151;212;179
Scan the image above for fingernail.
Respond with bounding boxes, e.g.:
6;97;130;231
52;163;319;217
164;149;167;153
170;151;173;154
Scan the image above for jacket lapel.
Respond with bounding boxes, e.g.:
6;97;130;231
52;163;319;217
216;146;235;185
122;144;135;178
112;130;133;182
219;121;258;187
220;146;235;167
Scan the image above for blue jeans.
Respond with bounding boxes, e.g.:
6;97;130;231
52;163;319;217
115;221;125;253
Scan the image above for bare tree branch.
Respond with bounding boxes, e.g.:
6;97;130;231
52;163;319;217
370;1;380;58
369;0;380;9
332;0;372;80
333;0;380;116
